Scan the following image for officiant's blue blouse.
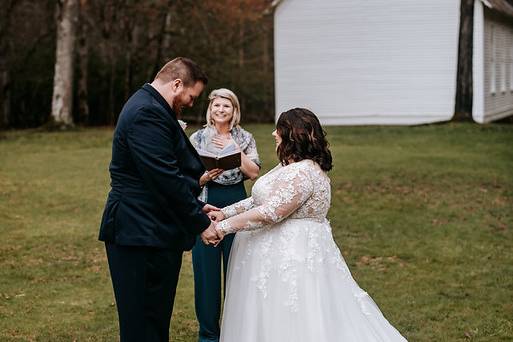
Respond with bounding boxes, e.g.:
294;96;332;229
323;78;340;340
190;126;261;186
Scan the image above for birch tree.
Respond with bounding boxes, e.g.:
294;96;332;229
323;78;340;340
77;0;89;125
50;0;78;128
0;0;20;129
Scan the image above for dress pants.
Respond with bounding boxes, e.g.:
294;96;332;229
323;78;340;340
192;182;246;342
106;243;183;342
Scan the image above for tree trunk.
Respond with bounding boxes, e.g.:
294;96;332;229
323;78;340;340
151;8;172;79
123;39;133;102
99;0;117;126
123;22;139;102
453;0;474;121
0;0;18;129
238;8;246;113
0;68;10;129
108;55;116;124
161;8;173;61
50;0;78;129
262;25;271;122
77;0;89;125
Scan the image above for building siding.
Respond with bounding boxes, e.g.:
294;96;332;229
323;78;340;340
274;0;461;125
482;8;513;122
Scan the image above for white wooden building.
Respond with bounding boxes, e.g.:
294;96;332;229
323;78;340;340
474;0;513;123
273;0;513;125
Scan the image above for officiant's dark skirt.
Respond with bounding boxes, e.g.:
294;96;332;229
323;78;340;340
192;181;247;342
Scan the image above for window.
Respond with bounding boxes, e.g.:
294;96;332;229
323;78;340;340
501;61;506;93
500;32;506;93
510;45;513;91
490;25;496;94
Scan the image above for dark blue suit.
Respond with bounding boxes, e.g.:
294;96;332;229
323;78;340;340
99;84;211;342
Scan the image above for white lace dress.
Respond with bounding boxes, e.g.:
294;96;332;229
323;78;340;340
217;160;407;342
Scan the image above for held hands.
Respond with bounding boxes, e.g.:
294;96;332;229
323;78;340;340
208;210;225;222
210;211;226;247
202;203;220;214
200;204;226;246
200;209;227;246
200;222;223;246
201;204;223;246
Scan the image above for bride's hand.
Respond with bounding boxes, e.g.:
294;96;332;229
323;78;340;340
211;223;226;247
208;210;225;222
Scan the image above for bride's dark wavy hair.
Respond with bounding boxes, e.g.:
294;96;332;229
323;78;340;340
276;108;333;171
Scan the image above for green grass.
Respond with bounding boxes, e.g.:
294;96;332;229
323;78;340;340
0;123;512;341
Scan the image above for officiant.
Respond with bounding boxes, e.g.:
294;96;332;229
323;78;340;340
189;88;260;342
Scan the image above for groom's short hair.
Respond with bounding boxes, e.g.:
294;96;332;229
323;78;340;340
155;57;208;86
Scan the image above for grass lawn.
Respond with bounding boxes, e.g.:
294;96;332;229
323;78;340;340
0;123;512;341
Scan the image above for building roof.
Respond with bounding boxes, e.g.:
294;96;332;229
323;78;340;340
481;0;513;17
265;0;283;14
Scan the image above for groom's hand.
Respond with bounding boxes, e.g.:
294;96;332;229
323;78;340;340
200;222;222;246
208;210;225;222
202;204;220;214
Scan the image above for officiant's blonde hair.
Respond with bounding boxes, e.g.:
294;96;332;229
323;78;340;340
205;88;241;129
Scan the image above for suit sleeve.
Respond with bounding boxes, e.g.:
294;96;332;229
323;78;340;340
126;109;211;235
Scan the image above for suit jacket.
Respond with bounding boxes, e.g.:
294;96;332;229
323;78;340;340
99;83;211;250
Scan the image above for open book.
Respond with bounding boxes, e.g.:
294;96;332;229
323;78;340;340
196;143;241;170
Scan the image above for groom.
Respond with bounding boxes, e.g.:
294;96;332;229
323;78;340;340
99;57;221;342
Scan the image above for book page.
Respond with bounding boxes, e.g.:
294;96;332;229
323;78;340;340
196;148;217;158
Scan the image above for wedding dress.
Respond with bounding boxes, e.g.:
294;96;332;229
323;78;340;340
217;159;408;342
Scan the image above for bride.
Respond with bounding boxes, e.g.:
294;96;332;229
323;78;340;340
208;108;408;341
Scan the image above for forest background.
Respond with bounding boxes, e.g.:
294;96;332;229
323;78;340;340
0;0;275;129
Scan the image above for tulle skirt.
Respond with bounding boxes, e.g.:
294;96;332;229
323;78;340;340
220;218;407;342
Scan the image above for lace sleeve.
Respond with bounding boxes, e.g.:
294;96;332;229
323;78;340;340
218;164;313;234
221;197;255;219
